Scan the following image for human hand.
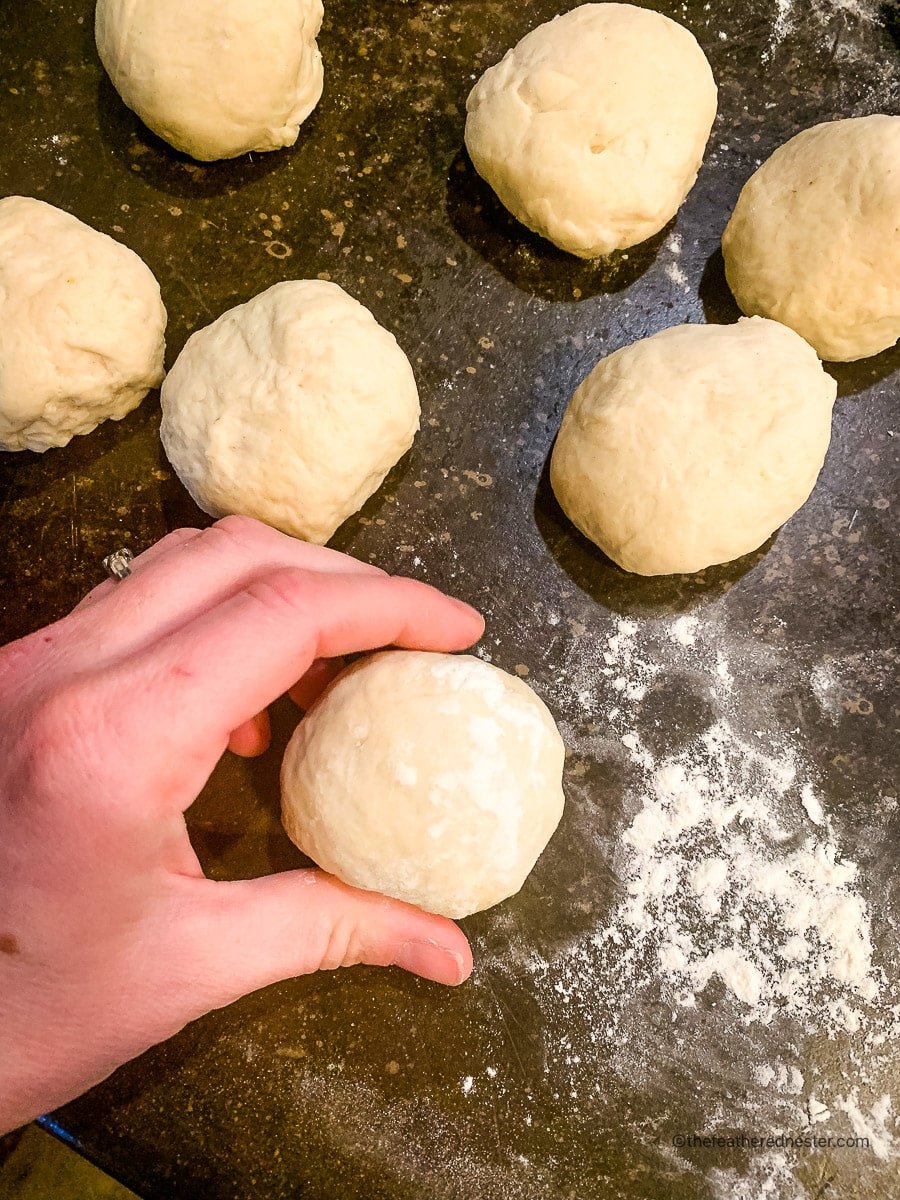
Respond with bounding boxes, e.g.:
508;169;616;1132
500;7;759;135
0;516;484;1133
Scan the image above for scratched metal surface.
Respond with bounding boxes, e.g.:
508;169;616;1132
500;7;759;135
1;2;898;1198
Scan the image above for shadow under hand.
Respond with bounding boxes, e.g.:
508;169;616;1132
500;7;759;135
534;452;772;618
96;74;298;202
249;697;314;877
187;696;312;882
445;149;667;303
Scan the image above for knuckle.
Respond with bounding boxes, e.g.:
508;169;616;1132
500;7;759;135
246;568;313;618
29;678;103;747
0;634;37;686
0;622;71;688
131;527;200;569
210;514;262;549
17;678;107;795
319;915;363;972
196;516;271;566
162;526;202;551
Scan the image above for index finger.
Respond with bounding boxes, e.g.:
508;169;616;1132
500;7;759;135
67;516;385;664
113;568;485;767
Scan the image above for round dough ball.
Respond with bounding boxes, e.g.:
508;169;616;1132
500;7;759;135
95;0;324;161
281;652;566;918
464;3;717;258
550;318;837;576
160;281;420;544
0;197;166;454
722;116;900;362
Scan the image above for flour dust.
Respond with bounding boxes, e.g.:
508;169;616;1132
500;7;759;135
475;607;899;1194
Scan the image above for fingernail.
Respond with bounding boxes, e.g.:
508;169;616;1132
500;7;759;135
450;597;484;622
394;940;467;985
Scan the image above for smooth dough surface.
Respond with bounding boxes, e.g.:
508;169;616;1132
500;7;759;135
160;280;420;544
281;652;566;918
95;0;324;161
464;3;717;258
550;318;837;576
0;197;166;454
722;115;900;362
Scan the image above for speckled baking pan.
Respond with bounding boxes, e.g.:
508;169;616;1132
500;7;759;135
1;2;898;1197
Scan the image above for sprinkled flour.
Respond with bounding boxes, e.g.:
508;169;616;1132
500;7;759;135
766;0;888;63
615;715;877;1023
835;1089;897;1160
475;607;899;1192
670;614;698;646
664;261;690;291
544;616;882;1031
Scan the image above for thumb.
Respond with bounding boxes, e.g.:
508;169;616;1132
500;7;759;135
167;871;473;1014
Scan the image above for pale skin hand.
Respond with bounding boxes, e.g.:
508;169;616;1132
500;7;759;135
0;516;485;1135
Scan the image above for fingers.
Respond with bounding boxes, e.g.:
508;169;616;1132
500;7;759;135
117;569;484;761
227;709;271;758
288;657;346;710
165;871;472;1014
224;656;345;757
67;516;385;664
72;527;202;612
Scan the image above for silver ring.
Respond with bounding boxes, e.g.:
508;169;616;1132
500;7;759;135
103;547;134;581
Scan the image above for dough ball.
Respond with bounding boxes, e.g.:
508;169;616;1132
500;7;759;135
0;197;166;454
160;281;420;544
464;3;717;258
281;652;566;918
95;0;324;161
722;116;900;362
550;318;837;576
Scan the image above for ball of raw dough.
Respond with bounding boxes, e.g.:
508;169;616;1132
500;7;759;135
722;116;900;362
160;281;420;544
550;317;837;576
281;652;566;918
0;197;166;454
95;0;324;161
464;3;717;258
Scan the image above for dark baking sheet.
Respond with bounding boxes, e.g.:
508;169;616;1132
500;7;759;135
1;2;898;1197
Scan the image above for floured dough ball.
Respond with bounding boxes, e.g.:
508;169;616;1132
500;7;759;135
550;318;837;576
722;116;900;362
95;0;324;161
160;281;420;544
0;197;166;454
464;3;717;258
281;652;566;918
